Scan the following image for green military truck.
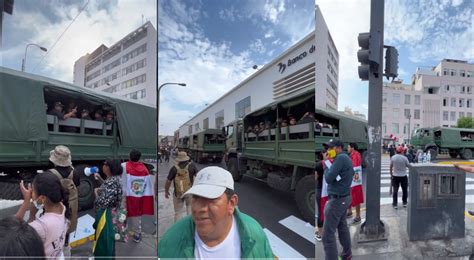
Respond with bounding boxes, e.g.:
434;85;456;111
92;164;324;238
0;67;156;210
411;127;474;160
188;129;226;163
223;87;368;224
177;136;190;152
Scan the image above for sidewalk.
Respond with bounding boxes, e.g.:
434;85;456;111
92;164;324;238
157;190;175;241
315;204;474;259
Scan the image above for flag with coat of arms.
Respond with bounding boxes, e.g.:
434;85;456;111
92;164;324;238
123;161;154;217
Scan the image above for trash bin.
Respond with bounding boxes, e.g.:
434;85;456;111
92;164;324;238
407;164;465;241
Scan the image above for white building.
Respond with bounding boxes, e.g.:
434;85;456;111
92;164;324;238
73;21;157;107
178;7;339;137
412;59;474;128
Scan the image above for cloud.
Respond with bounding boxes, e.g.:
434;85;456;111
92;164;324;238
219;6;239;22
262;0;286;23
249;39;266;54
264;30;274;38
1;0;157;82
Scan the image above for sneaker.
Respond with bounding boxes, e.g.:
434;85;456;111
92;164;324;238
351;216;361;225
393;204;398;209
315;231;322;242
403;203;407;208
133;233;142;243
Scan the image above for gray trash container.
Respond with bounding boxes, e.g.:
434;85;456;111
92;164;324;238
407;163;465;241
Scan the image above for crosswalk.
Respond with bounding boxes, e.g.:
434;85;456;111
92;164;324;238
379;158;474;205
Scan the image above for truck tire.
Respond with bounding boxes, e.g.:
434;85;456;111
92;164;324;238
0;181;22;200
227;158;242;182
461;149;472;160
267;172;291;191
449;150;459;159
295;175;316;226
75;164;96;211
427;148;438;161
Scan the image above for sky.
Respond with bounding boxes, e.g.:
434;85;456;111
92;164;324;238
0;0;157;81
317;0;473;117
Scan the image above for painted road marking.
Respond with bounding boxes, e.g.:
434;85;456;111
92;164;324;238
263;228;305;259
279;215;315;245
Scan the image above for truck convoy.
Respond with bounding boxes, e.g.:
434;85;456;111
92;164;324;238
0;67;157;210
223;87;368;224
411;127;474;160
177;129;226;163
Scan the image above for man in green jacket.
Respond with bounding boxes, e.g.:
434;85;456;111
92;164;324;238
158;166;273;259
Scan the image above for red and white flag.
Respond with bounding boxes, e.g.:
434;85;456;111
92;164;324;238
124;161;154;217
350;150;364;207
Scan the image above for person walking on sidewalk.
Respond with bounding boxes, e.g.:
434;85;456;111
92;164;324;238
347;143;364;225
322;139;353;260
158;166;273;259
165;151;198;222
390;146;410;209
453;164;474;216
122;149;155;243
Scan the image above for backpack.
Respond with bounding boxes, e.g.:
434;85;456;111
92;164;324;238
49;168;79;234
174;163;192;198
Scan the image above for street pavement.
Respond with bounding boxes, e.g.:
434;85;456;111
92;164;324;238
157;158;315;259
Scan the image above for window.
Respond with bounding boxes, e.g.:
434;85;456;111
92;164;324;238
451;98;456;107
461;86;466;94
467;71;474;77
404;94;411;105
467;99;472;108
404;109;411;118
444;85;450;93
203;118;209;130
382;123;387;134
393;108;399;120
235;96;251;118
195;123;200;132
122;58;146;76
102;59;121;73
122;44;147;63
460;70;466;77
403;124;409;134
450;111;456;121
138;89;146;98
468;86;472;94
415;95;421;105
443;68;449;76
392;94;400;105
120;74;146;90
327;75;337;92
443;98;447;107
450;69;456;76
459;98;465;107
414;109;420;119
459;112;465;118
392;123;399;134
215;110;224;129
443;111;449;121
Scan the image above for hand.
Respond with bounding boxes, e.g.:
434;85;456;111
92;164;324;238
94;173;103;181
453;163;460;169
19;180;32;201
94;188;99;197
165;190;170;199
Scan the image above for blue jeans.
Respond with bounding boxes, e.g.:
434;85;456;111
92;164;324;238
322;195;352;260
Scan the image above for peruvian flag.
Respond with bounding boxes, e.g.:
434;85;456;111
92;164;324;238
350;150;364;206
319;159;333;222
124;161;154;217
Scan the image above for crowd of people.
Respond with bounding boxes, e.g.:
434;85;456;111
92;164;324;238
0;146;154;259
46;101;114;134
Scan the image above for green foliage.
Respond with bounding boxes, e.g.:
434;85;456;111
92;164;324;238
456;117;474;128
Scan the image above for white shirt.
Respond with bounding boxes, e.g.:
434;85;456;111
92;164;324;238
194;216;241;259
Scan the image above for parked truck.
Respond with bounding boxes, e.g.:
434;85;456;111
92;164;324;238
0;67;157;210
188;129;226;163
411;127;474;160
223;87;368;224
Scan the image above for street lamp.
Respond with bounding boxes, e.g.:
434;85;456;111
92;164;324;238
406;113;412;144
22;43;48;72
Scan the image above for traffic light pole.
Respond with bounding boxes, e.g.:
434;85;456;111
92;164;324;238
358;0;388;242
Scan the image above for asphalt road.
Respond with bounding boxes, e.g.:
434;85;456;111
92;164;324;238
157;158;315;259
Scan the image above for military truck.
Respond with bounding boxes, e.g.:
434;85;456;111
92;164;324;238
0;67;156;210
177;136;190;152
223;87;368;224
188;129;226;163
411;127;474;160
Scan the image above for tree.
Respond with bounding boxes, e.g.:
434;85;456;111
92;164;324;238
456;117;474;128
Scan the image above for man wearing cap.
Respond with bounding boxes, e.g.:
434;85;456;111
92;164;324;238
165;151;198;222
158;166;273;259
390;145;410;209
49;102;76;121
322;139;353;260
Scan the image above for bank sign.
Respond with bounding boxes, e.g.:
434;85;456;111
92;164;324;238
277;44;315;74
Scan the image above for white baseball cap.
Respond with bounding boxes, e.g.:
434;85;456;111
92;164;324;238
182;166;234;199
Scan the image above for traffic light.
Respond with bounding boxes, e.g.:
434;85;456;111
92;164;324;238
357;31;381;81
384;46;398;80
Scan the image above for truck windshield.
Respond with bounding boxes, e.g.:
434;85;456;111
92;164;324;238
227;125;234;138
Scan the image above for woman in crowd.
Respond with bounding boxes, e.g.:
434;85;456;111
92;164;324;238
0;216;46;259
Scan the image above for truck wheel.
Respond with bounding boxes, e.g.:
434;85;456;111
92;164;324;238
427;148;438;161
227;158;242;182
295;175;316;226
267;172;291;191
0;180;22;200
461;149;472;160
449;150;459;159
75;164;96;211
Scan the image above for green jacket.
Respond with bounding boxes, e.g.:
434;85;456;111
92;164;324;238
158;208;274;259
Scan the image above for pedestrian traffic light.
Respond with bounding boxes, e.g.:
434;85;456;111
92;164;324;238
384;46;399;80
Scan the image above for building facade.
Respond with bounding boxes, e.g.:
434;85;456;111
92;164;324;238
178;7;338;137
73;22;157;106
